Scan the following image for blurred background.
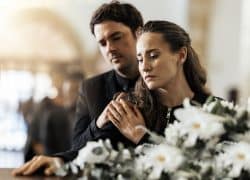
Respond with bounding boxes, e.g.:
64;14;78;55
0;0;250;167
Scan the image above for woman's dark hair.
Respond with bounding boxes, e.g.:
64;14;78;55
90;1;143;36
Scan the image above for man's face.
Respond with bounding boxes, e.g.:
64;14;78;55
94;21;138;76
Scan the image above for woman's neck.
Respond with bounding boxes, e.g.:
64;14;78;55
156;70;194;107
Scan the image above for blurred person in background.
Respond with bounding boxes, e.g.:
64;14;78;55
62;71;84;148
23;72;83;162
227;87;239;105
24;95;70;162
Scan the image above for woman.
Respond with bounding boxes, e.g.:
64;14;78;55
107;20;211;143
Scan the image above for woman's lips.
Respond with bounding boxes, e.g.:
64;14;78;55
145;75;156;81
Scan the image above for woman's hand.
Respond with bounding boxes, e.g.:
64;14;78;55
107;99;146;144
12;155;64;176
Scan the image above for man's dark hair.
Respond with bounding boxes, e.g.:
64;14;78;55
90;1;143;36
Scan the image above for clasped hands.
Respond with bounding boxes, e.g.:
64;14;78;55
96;96;146;144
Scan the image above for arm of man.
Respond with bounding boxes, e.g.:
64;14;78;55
71;79;111;148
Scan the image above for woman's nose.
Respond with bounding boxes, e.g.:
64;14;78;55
142;61;152;72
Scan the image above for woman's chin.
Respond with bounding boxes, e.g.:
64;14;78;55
146;83;158;90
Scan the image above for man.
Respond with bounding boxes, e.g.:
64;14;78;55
12;1;145;176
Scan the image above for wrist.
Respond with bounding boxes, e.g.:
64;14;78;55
132;127;146;144
53;157;64;168
96;120;102;128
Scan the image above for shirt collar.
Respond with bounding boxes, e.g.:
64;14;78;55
114;72;138;92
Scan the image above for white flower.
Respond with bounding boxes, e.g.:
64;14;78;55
122;149;131;160
73;140;110;169
220;100;235;110
138;144;184;179
216;142;250;178
174;107;225;147
164;121;181;146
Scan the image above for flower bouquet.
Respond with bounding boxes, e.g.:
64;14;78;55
56;97;250;179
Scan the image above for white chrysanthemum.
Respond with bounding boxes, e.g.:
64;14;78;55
216;142;250;178
122;149;131;160
164;121;181;146
73;140;110;168
174;107;225;147
138;144;184;179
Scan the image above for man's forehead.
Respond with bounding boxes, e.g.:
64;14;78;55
94;21;130;39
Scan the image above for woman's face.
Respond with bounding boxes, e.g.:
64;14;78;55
136;32;181;90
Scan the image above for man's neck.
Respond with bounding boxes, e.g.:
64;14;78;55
116;69;139;80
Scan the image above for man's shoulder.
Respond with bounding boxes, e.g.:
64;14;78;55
83;70;115;89
85;70;115;84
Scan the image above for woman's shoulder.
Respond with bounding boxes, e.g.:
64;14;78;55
192;93;223;106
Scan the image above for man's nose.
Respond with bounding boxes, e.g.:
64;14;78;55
106;41;116;53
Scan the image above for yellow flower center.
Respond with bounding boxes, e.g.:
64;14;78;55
192;122;201;129
237;153;245;160
156;155;166;162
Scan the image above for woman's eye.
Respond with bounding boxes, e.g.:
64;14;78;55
149;53;159;59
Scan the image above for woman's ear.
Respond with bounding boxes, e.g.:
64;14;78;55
178;47;187;64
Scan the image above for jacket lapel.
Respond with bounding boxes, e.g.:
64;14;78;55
105;70;119;102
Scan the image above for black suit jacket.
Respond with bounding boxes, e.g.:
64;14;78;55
56;70;138;162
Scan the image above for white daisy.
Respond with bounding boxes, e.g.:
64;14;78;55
216;141;250;178
73;140;110;169
164;121;181;146
174;107;225;147
220;100;235;110
138;144;184;179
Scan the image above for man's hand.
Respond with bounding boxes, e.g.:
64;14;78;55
107;99;146;144
96;92;129;129
96;104;110;128
12;155;64;176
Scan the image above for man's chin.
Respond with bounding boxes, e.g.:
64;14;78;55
113;63;124;70
113;65;128;75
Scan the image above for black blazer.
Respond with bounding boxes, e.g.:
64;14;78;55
56;70;137;162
